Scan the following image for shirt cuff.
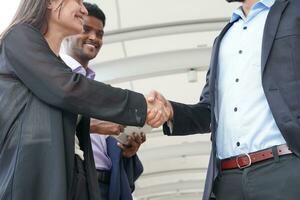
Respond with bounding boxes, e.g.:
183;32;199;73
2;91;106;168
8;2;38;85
167;120;174;134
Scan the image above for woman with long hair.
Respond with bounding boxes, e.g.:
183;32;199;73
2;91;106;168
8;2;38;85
0;0;166;199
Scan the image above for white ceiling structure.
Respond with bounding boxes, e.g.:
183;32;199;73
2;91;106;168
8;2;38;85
0;0;241;199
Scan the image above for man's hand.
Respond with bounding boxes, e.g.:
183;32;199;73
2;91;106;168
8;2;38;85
90;119;125;135
117;132;146;158
146;90;174;128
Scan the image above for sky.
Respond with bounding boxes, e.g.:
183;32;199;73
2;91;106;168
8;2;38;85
0;0;20;33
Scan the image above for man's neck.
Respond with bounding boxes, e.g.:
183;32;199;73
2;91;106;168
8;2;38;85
67;52;89;69
80;60;89;69
242;0;260;16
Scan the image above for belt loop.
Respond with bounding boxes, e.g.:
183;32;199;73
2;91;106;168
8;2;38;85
272;146;279;162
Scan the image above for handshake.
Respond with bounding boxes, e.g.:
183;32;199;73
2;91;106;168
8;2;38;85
145;90;174;128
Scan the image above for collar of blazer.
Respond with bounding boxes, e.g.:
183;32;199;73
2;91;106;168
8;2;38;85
261;0;289;74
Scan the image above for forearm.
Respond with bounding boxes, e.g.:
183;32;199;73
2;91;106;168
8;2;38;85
164;101;211;136
3;24;147;126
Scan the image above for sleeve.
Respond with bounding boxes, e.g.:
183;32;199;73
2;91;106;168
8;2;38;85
163;101;211;135
163;69;212;135
2;24;147;126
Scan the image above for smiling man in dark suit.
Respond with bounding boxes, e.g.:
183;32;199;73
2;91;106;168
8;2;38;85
148;0;300;199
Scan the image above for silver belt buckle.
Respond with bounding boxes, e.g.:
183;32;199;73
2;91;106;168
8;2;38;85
236;153;252;169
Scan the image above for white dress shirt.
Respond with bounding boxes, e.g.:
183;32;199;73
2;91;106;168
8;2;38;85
216;0;286;159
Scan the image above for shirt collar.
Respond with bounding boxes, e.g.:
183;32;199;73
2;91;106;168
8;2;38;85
230;0;275;23
60;54;95;80
86;68;96;80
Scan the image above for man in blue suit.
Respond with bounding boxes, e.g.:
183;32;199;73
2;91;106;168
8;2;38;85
61;2;144;199
148;0;300;199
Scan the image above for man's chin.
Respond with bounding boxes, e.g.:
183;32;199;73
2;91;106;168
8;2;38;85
85;54;97;61
82;51;98;61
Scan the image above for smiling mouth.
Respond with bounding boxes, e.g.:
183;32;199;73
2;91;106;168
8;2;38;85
84;42;99;49
75;15;84;24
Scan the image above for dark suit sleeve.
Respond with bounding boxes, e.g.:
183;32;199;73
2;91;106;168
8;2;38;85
2;24;146;126
163;68;211;135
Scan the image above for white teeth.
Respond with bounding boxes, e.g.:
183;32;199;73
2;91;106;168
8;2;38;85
85;44;96;49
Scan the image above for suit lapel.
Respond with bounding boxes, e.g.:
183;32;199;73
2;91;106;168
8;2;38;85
261;0;289;74
210;22;235;113
209;22;236;145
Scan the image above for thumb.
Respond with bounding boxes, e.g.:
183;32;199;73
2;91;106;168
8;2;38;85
147;90;157;103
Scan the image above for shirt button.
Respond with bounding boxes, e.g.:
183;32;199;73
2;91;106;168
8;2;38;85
234;107;238;112
243;26;247;30
236;142;240;147
239;50;243;54
235;78;239;82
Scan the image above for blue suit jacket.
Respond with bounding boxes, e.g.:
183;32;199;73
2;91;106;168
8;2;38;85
106;136;143;200
164;0;300;199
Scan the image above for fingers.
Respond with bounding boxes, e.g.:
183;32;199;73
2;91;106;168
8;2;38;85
117;132;146;158
147;90;174;127
148;108;162;123
89;119;125;135
132;132;143;144
141;133;146;143
119;125;125;133
146;97;169;127
119;134;140;158
147;111;167;128
147;107;158;121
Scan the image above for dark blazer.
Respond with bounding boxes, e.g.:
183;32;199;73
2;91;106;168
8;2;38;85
0;23;147;200
163;0;300;199
106;136;143;200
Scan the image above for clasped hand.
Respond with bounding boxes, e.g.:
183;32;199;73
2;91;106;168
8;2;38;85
146;90;173;128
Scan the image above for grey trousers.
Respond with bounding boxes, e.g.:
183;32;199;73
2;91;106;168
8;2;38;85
213;153;300;200
98;181;109;200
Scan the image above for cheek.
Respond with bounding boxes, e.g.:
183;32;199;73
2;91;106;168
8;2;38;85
60;6;77;21
76;39;85;47
48;9;61;25
96;40;103;49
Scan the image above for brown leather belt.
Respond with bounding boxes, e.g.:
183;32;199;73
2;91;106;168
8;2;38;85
220;144;293;170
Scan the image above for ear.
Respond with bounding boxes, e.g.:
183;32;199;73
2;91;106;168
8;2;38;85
48;0;63;10
47;0;54;9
